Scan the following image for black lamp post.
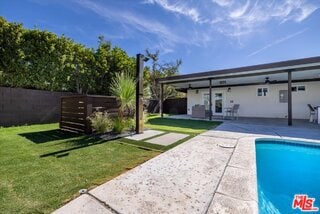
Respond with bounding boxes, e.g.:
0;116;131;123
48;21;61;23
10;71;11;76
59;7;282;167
135;54;149;134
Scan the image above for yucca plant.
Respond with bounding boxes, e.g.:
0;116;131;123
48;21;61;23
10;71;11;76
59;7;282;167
110;72;136;133
110;72;136;118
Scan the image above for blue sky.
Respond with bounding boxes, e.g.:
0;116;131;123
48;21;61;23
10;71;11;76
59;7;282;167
1;0;320;74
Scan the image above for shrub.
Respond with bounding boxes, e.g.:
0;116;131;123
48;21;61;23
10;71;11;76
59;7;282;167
143;111;149;124
88;111;112;134
112;117;135;134
112;117;126;134
125;118;135;132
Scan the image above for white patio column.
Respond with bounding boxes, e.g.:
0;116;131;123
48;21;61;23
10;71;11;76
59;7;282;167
209;79;212;121
160;83;164;118
288;70;292;126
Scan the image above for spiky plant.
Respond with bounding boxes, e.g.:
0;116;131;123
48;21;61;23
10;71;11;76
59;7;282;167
110;72;135;116
110;72;135;134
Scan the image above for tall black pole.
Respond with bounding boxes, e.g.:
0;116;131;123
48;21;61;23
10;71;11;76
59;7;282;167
136;54;144;134
209;79;212;121
160;83;164;118
288;70;292;126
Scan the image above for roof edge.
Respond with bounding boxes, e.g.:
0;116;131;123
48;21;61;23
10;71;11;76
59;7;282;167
157;56;320;83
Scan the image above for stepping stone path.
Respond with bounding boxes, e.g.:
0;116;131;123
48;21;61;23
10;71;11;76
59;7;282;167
125;130;164;141
146;133;189;146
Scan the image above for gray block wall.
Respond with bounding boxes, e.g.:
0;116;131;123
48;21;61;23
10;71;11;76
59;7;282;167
0;87;75;126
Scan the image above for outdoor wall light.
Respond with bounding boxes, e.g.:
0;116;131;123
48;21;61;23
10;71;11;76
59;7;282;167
143;56;150;62
227;87;231;92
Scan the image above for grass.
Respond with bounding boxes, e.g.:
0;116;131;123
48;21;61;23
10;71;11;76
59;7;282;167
146;114;220;134
0;123;160;213
119;114;221;151
0;115;220;213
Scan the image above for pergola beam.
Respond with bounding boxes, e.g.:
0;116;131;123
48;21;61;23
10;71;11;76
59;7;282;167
158;65;320;86
173;78;320;91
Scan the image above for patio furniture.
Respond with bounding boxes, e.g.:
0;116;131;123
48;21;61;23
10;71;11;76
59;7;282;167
223;104;240;120
308;104;317;123
192;105;206;119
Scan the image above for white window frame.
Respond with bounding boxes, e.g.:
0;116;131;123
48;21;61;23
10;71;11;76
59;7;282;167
257;87;268;97
297;85;306;92
292;85;306;92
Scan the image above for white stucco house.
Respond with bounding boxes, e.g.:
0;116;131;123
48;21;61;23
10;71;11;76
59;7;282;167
157;56;320;125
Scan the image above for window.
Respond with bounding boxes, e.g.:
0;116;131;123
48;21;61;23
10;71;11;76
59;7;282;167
279;90;288;103
257;88;268;96
292;85;305;92
298;86;305;91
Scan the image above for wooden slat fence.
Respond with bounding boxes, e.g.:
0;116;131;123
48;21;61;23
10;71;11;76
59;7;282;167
60;95;119;134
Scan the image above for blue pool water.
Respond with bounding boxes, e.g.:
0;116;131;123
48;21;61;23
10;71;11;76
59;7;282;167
256;139;320;214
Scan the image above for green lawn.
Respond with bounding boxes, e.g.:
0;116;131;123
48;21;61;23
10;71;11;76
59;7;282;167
0;123;160;213
120;115;221;151
146;114;220;134
0;116;220;213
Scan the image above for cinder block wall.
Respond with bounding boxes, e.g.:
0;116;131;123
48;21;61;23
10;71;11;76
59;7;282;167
0;87;75;126
147;98;187;114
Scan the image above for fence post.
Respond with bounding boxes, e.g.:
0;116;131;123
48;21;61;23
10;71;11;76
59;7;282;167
60;97;63;129
85;96;92;134
160;83;164;118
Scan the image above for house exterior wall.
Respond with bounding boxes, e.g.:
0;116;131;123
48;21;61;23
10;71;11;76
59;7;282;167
187;81;320;119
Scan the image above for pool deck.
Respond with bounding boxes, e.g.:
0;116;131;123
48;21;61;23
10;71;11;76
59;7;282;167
54;121;320;214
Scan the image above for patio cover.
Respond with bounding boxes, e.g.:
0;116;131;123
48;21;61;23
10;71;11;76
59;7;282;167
157;56;320;125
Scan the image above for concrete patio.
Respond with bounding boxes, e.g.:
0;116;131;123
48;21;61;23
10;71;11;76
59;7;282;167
168;114;320;130
54;121;320;214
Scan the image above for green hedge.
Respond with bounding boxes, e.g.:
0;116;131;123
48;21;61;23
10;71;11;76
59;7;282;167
0;17;135;95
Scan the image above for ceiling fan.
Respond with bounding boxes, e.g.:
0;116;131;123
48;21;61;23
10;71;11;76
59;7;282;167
264;77;277;84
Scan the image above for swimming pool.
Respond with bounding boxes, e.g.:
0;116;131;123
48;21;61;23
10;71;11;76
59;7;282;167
256;139;320;214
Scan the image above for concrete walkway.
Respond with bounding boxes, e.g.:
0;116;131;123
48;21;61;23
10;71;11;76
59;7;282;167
146;133;189;146
125;130;164;141
54;122;320;214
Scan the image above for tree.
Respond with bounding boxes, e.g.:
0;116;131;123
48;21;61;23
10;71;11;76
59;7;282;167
0;17;136;95
70;44;96;94
94;36;136;95
94;36;112;94
0;17;25;87
144;49;183;112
